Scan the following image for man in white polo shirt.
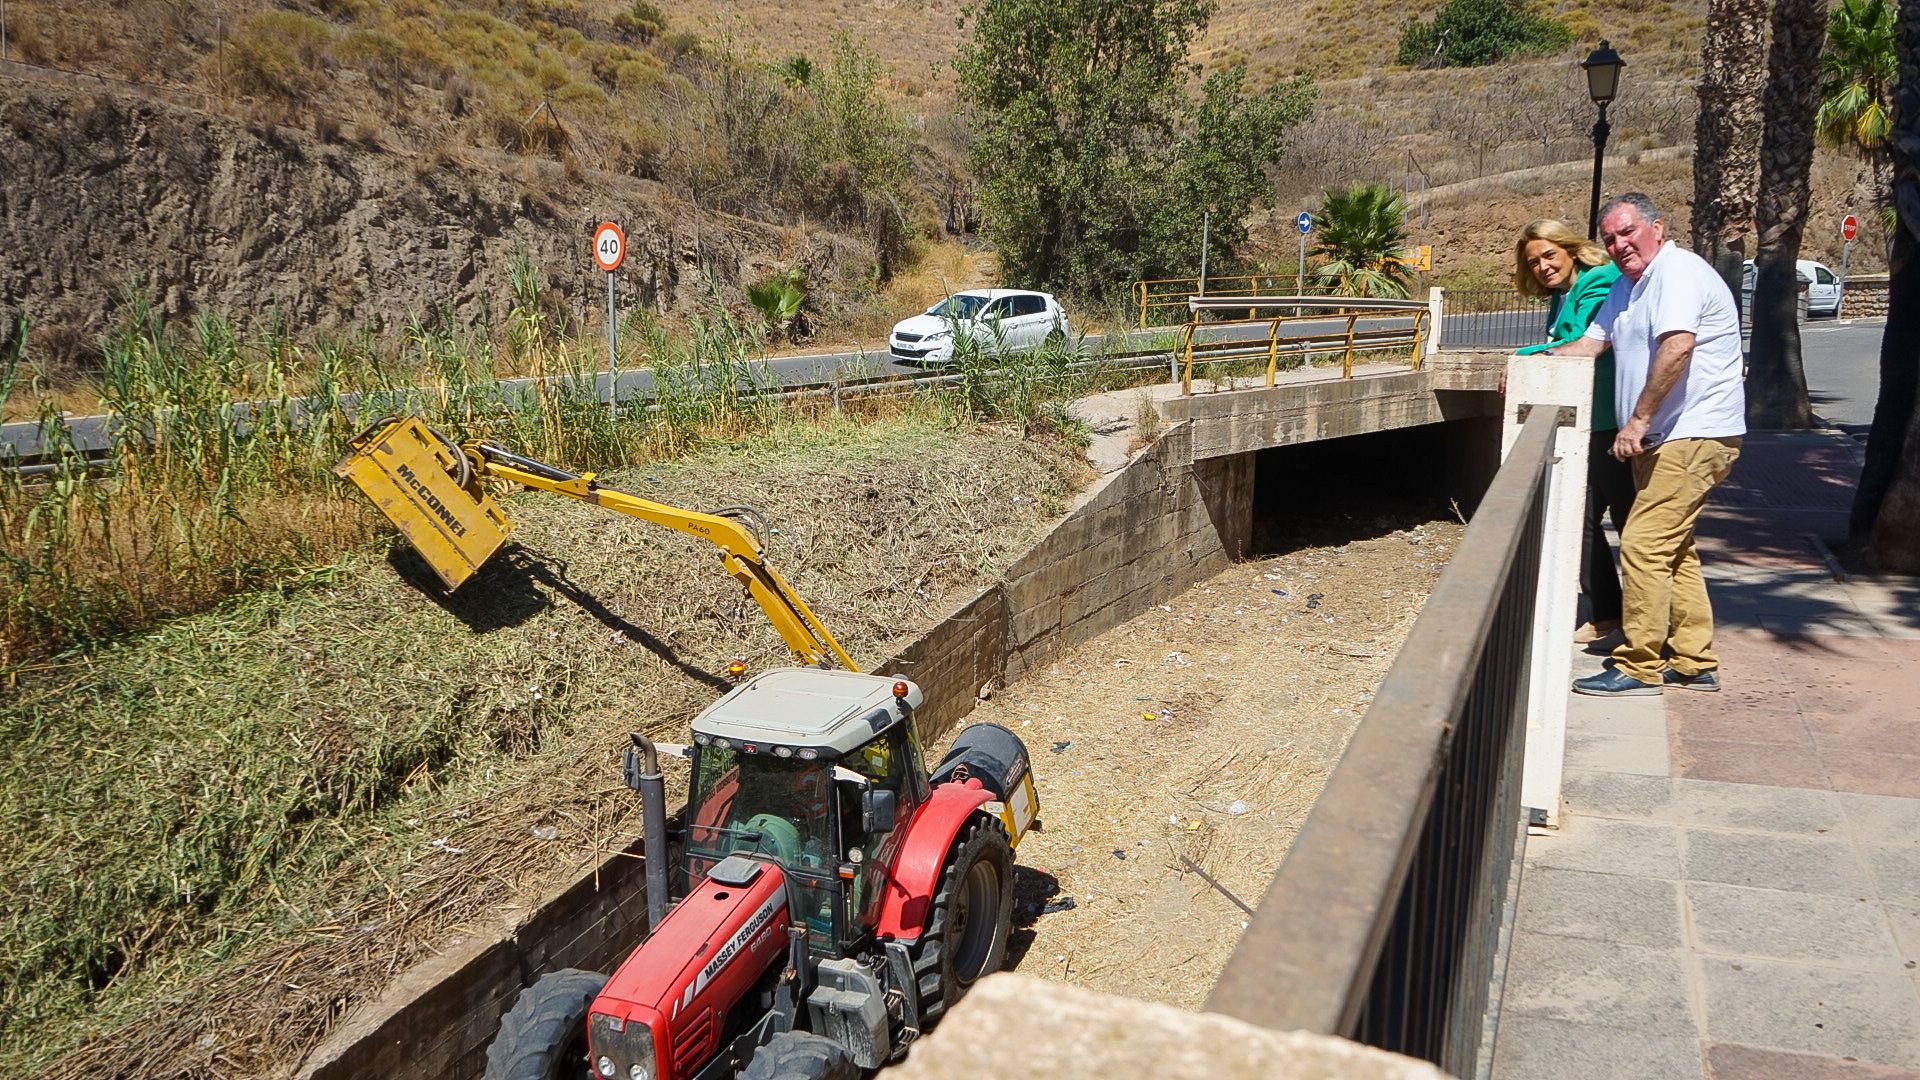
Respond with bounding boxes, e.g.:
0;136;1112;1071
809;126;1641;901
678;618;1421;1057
1537;192;1746;696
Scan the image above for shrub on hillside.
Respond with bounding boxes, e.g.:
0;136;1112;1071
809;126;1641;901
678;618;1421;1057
226;11;335;98
1396;0;1573;68
614;0;669;43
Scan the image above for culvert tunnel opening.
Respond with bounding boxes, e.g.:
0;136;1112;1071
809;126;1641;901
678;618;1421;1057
1249;416;1500;558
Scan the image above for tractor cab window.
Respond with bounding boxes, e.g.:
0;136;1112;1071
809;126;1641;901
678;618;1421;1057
838;725;921;927
686;746;835;873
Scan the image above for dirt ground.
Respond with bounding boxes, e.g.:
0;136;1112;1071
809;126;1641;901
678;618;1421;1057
948;519;1464;1009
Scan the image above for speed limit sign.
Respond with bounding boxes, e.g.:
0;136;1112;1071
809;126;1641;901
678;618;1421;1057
593;221;625;272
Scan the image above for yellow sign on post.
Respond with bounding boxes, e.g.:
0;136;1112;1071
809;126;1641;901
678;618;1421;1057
1412;245;1433;272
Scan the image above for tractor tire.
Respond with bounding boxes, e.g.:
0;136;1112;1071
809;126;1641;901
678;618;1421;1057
908;815;1014;1028
740;1031;858;1080
482;968;609;1080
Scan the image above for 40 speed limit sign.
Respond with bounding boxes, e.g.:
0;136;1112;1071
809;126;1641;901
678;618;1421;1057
593;222;626;272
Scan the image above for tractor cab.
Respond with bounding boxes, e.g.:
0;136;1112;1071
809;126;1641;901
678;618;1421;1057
682;669;929;957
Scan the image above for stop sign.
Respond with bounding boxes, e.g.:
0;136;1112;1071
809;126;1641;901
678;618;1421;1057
1842;214;1859;242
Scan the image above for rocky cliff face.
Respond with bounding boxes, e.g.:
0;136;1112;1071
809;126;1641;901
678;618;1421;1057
0;67;867;360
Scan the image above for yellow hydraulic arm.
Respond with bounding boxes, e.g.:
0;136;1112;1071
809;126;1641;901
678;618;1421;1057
335;416;859;672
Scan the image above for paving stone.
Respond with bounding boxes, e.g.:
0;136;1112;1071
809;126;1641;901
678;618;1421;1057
1561;771;1672;820
1884;905;1920;966
1566;731;1670;776
1666;704;1809;745
1491;1015;1702;1080
1671;736;1831;790
1841;793;1920;846
1759;613;1882;637
1516;867;1684;948
1528;817;1684;880
1686;882;1905;970
1566;692;1669;738
1820;751;1920;800
1804;713;1920;753
1862;845;1920;906
1666;778;1845;836
1684;830;1873;896
1502;932;1695;1036
1706;1041;1920;1079
1698;956;1920;1067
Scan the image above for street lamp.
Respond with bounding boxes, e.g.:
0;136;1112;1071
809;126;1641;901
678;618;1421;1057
1582;40;1625;239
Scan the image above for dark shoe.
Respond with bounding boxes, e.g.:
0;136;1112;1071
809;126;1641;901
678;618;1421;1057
1663;668;1720;692
1572;668;1662;697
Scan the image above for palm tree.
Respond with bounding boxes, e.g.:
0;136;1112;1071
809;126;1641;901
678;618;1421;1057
1745;0;1827;429
1814;0;1896;230
1690;0;1769;295
1310;184;1410;298
1846;0;1920;568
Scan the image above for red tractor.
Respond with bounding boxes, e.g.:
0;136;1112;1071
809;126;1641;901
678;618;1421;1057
332;418;1039;1080
487;674;1037;1080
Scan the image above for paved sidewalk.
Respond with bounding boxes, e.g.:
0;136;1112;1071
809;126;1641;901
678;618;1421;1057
1492;430;1920;1080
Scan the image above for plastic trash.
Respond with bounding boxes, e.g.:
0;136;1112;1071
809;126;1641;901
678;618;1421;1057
1228;800;1249;815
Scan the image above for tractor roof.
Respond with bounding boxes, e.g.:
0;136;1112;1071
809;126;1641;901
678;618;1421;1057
691;668;923;757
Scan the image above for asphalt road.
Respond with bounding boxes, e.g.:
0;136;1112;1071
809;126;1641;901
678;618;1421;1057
1797;316;1887;431
4;311;1883;461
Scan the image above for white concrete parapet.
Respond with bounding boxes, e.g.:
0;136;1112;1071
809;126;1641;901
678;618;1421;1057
1501;353;1594;829
888;973;1449;1080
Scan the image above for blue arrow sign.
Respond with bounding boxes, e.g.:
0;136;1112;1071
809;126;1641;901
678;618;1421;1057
1297;212;1313;235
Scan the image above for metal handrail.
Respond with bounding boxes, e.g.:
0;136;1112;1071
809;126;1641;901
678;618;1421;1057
1207;409;1556;1070
1176;302;1431;394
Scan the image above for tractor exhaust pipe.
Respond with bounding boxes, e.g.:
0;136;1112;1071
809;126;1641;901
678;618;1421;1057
624;733;671;932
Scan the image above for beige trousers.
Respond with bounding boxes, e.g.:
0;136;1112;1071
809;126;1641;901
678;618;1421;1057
1612;436;1743;684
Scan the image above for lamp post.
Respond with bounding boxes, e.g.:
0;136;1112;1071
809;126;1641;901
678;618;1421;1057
1582;40;1625;239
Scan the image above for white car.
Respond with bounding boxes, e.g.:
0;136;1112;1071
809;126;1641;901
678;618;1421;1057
888;289;1070;365
1741;258;1843;318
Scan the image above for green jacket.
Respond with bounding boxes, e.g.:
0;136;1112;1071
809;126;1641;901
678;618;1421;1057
1515;262;1622;431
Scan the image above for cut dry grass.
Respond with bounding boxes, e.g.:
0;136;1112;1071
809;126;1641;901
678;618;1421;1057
0;410;1091;1079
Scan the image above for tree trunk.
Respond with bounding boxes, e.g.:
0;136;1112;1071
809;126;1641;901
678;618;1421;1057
1691;0;1770;298
1747;0;1828;429
1850;0;1920;566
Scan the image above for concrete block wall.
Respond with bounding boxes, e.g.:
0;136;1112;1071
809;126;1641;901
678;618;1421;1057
1840;275;1890;319
296;418;1254;1080
298;835;659;1080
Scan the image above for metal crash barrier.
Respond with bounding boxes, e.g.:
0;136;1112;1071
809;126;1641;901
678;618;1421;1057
1207;409;1557;1074
1176;296;1433;394
1134;274;1331;328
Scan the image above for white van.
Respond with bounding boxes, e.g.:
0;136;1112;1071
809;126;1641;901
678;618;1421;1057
1741;259;1843;319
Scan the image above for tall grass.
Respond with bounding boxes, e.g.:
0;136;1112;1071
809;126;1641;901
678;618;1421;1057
1;263;1104;666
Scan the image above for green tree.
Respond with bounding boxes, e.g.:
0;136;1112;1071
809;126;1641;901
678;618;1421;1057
1814;0;1896;215
1310;184;1411;298
954;0;1314;299
1395;0;1573;68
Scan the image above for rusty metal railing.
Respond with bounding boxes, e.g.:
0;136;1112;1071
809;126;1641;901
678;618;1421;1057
1207;408;1555;1073
1176;297;1432;394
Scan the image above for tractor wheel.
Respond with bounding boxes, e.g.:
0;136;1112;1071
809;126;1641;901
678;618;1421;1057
482;968;609;1080
908;816;1014;1028
740;1031;858;1080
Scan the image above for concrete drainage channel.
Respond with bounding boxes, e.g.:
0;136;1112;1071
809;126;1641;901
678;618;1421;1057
297;417;1254;1079
303;397;1482;1076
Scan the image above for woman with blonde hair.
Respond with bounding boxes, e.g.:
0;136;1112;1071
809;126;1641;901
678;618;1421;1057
1512;218;1632;645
